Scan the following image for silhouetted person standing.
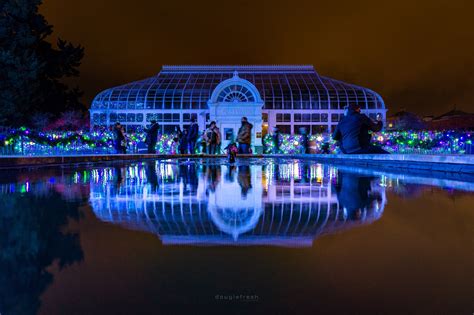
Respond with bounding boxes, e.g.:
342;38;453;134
272;127;281;154
204;121;221;155
299;127;310;154
237;116;253;154
120;125;127;153
113;122;125;154
144;120;159;154
187;117;199;154
179;129;188;154
333;103;388;154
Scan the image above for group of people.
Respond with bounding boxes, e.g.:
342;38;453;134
113;104;385;156
176;118;221;154
112;116;254;155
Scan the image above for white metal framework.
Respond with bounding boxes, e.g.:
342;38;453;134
90;65;387;134
89;161;386;246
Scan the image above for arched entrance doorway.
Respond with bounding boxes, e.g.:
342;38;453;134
207;71;264;152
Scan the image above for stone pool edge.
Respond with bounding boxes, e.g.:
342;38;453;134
277;154;474;175
0;153;473;175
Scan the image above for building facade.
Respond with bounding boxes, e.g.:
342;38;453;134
90;65;387;149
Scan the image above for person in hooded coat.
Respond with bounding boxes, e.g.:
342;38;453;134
333;103;388;154
237;116;253;154
144;120;159;154
113;122;125;154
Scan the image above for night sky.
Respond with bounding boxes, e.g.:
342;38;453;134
41;0;473;116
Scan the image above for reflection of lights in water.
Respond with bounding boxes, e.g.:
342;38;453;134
264;162;275;187
139;168;146;181
73;172;79;184
87;160;387;247
209;207;263;240
278;162;300;181
293;162;300;180
316;164;323;183
379;175;388;187
329;167;337;181
91;168;114;184
20;182;30;193
159;163;175;180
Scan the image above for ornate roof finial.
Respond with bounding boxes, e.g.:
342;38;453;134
233;70;239;78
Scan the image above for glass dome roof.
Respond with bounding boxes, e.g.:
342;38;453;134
91;65;385;111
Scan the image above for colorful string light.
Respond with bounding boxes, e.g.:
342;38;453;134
263;131;473;154
0;128;472;155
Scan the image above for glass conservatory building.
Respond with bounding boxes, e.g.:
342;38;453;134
90;65;386;148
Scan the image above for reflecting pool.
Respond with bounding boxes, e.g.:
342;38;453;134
0;158;472;314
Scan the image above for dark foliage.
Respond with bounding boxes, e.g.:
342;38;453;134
0;0;84;126
0;191;84;315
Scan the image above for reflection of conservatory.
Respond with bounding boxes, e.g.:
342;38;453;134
90;65;387;149
89;161;386;247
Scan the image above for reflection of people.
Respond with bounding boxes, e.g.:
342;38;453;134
237;117;253;154
114;167;123;191
225;165;236;182
237;165;252;198
145;161;159;191
144;120;159;154
178;162;198;193
332;103;388;154
205;164;221;193
300;163;311;183
334;170;380;220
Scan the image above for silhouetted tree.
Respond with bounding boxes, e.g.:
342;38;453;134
47;110;87;130
0;192;84;314
0;0;84;127
30;112;52;130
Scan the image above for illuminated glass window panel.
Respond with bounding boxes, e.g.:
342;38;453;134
90;65;386;133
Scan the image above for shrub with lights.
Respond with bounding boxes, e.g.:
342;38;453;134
0;128;186;155
0;128;472;155
263;130;473;154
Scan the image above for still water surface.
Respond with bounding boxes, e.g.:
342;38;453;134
0;158;472;314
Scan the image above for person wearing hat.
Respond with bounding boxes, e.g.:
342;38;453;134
144;120;159;154
333;103;388;154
